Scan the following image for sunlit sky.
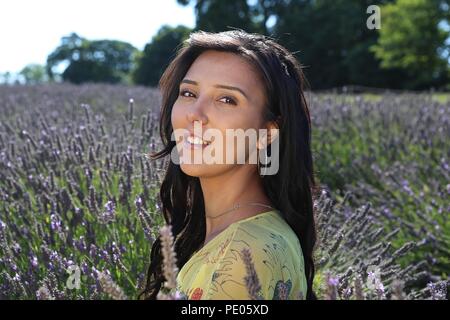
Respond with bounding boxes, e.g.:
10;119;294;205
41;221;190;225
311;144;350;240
0;0;195;74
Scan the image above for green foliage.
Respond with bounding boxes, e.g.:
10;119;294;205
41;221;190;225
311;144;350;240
273;0;408;89
312;93;450;278
13;0;447;90
177;0;450;90
132;25;192;87
178;0;261;33
19;64;50;84
46;33;138;84
371;0;450;89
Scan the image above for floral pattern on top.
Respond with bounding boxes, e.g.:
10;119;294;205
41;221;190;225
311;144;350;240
176;210;307;300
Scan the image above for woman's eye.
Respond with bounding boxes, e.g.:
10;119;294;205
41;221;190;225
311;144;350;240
179;90;236;106
219;96;237;105
179;90;195;98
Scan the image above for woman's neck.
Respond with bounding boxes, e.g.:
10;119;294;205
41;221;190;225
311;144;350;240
199;166;272;242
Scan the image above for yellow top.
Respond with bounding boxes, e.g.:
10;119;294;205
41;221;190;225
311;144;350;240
175;210;307;300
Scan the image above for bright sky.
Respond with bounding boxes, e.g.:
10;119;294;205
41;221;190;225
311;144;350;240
0;0;195;74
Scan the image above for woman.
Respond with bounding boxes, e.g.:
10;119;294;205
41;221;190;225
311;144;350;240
140;29;319;300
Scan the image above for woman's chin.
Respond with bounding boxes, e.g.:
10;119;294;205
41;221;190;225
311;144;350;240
179;163;210;177
180;163;231;178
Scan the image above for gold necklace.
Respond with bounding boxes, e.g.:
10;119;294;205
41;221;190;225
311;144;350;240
205;202;275;219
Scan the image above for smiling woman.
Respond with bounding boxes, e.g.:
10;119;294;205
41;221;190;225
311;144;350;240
139;30;319;300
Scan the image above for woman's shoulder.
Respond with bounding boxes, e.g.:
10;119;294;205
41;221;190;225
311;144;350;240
220;210;307;299
231;210;302;254
177;210;307;300
225;209;306;280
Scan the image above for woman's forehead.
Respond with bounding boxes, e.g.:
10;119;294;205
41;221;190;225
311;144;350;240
184;50;263;90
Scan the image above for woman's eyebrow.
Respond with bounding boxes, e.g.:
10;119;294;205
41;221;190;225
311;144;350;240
180;79;249;100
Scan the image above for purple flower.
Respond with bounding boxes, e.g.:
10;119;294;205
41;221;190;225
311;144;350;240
104;200;115;212
12;243;22;255
328;276;339;287
75;236;87;251
134;196;143;208
427;282;447;300
12;273;21;282
98;200;116;224
81;262;89;274
50;213;62;233
0;219;6;233
31;256;38;268
382;208;393;219
89;244;98;259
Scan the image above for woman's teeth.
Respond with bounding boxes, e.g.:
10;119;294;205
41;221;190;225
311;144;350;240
187;136;210;145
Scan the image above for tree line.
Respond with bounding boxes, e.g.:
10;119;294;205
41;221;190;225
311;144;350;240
5;0;449;90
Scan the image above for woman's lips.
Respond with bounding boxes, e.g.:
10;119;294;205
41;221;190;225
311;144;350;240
183;133;212;150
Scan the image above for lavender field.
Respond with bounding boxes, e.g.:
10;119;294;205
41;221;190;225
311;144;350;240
0;84;448;300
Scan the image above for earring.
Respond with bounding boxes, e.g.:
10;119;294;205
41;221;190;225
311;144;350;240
257;150;260;176
257;147;267;177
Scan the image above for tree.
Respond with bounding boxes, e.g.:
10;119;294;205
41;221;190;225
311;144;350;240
0;72;12;84
273;0;409;90
371;0;450;89
178;0;284;34
177;0;449;89
47;33;138;84
19;64;49;84
178;0;257;33
132;25;192;87
178;0;407;90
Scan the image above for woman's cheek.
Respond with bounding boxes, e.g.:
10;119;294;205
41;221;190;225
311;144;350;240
171;102;183;127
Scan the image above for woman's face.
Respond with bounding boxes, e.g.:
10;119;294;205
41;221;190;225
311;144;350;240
171;50;268;178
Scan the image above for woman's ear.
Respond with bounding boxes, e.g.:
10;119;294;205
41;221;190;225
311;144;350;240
267;119;280;145
258;118;280;149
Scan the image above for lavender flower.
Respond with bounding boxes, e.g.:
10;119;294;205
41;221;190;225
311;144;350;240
50;212;63;234
324;273;339;300
427;281;447;300
367;270;386;299
353;275;365;300
98;200;116;224
135;195;154;241
159;225;178;290
0;85;447;300
36;284;55;300
98;271;128;300
390;280;406;300
241;247;262;300
31;256;38;268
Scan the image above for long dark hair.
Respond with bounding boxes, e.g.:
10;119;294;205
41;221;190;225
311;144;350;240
139;29;319;300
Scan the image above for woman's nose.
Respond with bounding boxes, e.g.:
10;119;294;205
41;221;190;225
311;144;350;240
187;97;209;125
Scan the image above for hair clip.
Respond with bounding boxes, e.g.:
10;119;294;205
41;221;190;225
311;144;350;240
281;61;290;77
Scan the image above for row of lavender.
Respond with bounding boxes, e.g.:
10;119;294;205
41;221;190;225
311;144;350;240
310;93;449;282
0;84;448;299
